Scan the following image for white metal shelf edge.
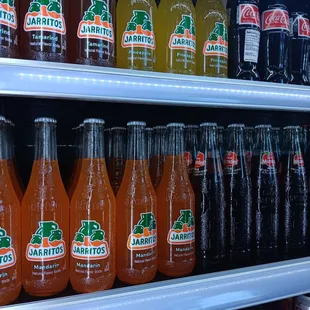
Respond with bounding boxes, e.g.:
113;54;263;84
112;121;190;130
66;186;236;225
0;58;310;111
6;257;310;310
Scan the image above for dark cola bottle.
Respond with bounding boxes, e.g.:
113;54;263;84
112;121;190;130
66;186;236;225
217;126;225;163
301;125;308;155
105;128;113;176
108;127;127;195
281;126;308;258
223;124;252;268
245;127;254;173
260;0;290;83
184;125;199;182
193;123;226;272
228;0;261;80
271;127;281;167
252;125;279;263
288;0;310;85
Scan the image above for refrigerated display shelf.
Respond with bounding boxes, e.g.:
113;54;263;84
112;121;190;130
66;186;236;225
6;257;310;310
0;58;310;111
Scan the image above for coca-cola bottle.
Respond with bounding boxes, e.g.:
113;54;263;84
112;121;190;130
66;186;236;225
223;124;252;268
281;126;308;258
193;123;226;272
260;0;290;83
184;125;199;181
245;127;254;173
217;126;225;163
228;0;261;80
145;128;153;170
288;0;310;85
252;125;279;263
301;125;308;155
271;127;281;167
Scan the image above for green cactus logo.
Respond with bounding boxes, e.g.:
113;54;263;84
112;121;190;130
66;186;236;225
0;0;17;30
127;212;157;250
71;220;109;260
26;221;66;262
122;10;155;50
203;22;228;59
168;15;196;53
167;210;195;245
24;0;66;35
0;227;16;269
77;0;114;43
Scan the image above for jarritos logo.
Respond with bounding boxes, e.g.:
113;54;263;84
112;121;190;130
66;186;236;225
24;0;66;35
71;220;109;260
0;228;16;269
122;10;155;49
238;4;260;27
261;152;276;167
298;17;310;38
77;0;114;43
262;9;289;31
293;152;304;167
203;22;228;59
167;210;195;245
26;221;66;262
127;212;157;250
224;151;238;167
0;0;17;30
169;14;196;53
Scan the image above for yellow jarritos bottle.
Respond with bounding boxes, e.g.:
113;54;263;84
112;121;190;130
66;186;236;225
117;1;157;70
156;0;196;74
196;0;228;77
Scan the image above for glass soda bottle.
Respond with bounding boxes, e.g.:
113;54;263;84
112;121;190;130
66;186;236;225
271;127;281;168
150;125;167;189
223;124;251;267
157;123;195;277
252;124;279;263
193;123;226;272
281;126;308;258
217;126;225;163
145;127;153;171
0;116;21;306
184;125;199;182
73;0;116;66
105;128;112;175
156;0;196;74
196;0;228;77
116;0;157;70
116;121;157;284
245;127;254;173
70;119;116;293
0;0;19;58
22;118;69;296
21;0;68;62
108;127;127;195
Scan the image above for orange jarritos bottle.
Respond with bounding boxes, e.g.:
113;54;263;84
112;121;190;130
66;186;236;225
156;0;196;74
116;0;157;70
157;123;195;277
116;121;157;284
70;119;116;293
22;118;69;296
0;116;21;306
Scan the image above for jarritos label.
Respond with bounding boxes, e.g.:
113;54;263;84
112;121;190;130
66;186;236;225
0;228;16;269
298;17;310;38
24;0;66;35
293;152;304;167
262;9;289;31
224;151;238;167
203;22;228;59
238;4;260;27
167;210;195;245
127;212;157;250
71;220;109;260
77;0;114;43
169;14;196;53
122;10;155;49
261;151;276;167
26;221;66;262
0;0;17;30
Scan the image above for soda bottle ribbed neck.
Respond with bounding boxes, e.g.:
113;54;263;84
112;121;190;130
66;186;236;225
127;121;146;160
254;125;273;152
283;126;302;153
153;126;167;156
111;127;127;159
82;119;105;159
199;122;218;151
34;117;57;161
227;124;246;152
0;117;8;160
167;123;185;156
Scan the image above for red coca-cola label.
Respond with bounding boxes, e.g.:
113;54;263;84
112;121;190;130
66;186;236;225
194;151;205;168
298;17;310;38
261;152;275;167
238;4;260;27
184;151;193;166
293;153;304;167
262;9;290;31
224;151;238;167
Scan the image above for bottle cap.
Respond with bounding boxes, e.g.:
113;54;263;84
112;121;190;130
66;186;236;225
255;124;272;129
228;124;245;128
127;121;146;127
153;125;167;130
111;127;126;131
83;118;105;124
34;117;57;124
245;127;254;130
0;116;6;122
104;128;111;132
272;127;281;130
200;122;217;127
284;126;300;130
145;127;153;131
167;123;185;128
217;126;225;130
185;125;199;129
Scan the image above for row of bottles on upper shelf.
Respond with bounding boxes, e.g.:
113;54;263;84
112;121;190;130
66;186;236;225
0;0;309;84
0;116;310;306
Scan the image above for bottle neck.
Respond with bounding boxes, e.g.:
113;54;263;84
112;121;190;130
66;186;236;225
127;126;145;160
167;127;184;156
283;129;302;154
227;128;246;154
111;130;126;159
154;129;167;156
82;123;105;159
0;124;8;160
34;123;57;161
254;128;273;153
199;128;218;154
